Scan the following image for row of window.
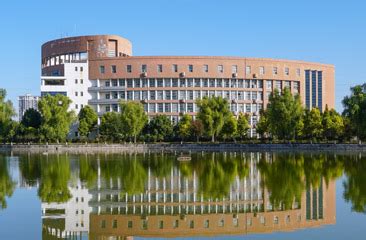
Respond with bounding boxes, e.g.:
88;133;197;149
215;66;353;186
100;214;300;230
42;52;88;67
103;78;300;91
100;64;302;76
104;103;263;115
74;66;84;72
104;90;265;101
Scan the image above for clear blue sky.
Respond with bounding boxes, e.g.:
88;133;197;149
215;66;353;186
1;0;365;113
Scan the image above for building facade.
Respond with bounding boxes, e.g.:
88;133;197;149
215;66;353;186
40;35;335;137
18;94;40;119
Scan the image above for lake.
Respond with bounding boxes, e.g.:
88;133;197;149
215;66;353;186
0;151;365;239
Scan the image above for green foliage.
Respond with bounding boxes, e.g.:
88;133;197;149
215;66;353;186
146;115;173;142
177;114;192;141
196;96;231;142
99;112;123;141
266;88;304;140
322;105;344;140
237;112;250;140
78;106;98;138
21;108;42;129
191;119;204;142
303;108;322;140
17;108;42;142
220;113;237;141
342;84;366;140
79;156;98;188
0;156;16;209
0;89;16;142
38;95;75;142
257;109;269;138
120;101;148;143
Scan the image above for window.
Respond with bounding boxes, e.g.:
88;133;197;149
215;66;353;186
75;66;78;71
273;67;278;75
274;216;279;224
80;79;83;84
296;68;301;76
189;220;194;229
159;221;164;229
99;65;105;74
204;220;209;228
285;67;290;75
149;78;155;87
157;64;163;73
142;220;148;230
172;64;178;72
75;79;78;84
111;65;117;73
259;66;265;75
101;220;106;229
75;92;78;96
203;64;209;72
188;64;193;72
218;219;224;227
81;91;83;97
266;80;272;90
106;106;110;112
141;64;147;73
218;65;224;73
128;221;133;229
246;66;251;75
112;79;118;86
127;65;132;73
232;65;238;73
80;67;83;72
75;104;78;109
157;79;163;87
112;220;118;228
173;220;179;229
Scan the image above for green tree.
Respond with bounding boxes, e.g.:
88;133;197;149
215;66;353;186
177;114;192;141
322;105;344;140
237;112;250;140
0;89;16;142
78;106;98;138
38;94;75;142
303;108;323;140
342;84;366;141
221;113;237;141
191;119;204;142
99;112;123;141
120;101;148;143
257;109;270;139
18;108;42;142
147;115;173;142
266;88;304;140
196;96;231;142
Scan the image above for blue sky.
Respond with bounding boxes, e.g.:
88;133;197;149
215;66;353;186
1;0;365;113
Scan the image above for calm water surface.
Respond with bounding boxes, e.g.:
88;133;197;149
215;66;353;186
0;152;365;239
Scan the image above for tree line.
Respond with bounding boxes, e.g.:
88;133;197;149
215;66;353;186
1;84;366;143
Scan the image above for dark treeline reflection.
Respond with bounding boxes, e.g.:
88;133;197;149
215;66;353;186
7;152;365;214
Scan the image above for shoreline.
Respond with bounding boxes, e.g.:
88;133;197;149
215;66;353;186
1;143;366;154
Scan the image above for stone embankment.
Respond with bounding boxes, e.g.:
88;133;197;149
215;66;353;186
1;143;366;154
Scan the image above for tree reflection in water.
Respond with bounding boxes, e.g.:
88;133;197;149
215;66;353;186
38;155;72;203
0;155;15;209
343;154;366;213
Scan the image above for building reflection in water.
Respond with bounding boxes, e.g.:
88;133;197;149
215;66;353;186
31;152;336;239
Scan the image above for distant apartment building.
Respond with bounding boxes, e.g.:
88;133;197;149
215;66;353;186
18;94;40;119
40;35;335;137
